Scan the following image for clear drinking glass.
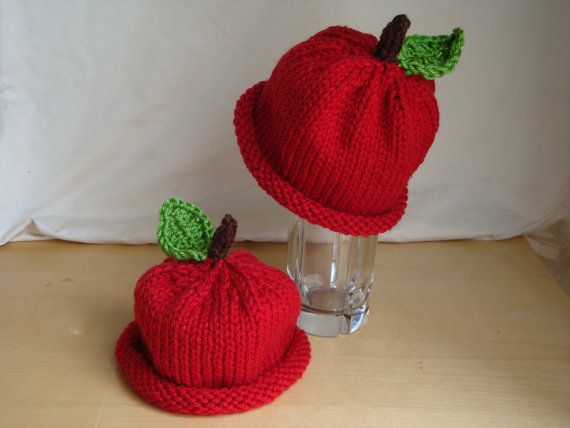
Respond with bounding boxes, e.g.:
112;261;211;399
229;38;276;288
286;216;377;337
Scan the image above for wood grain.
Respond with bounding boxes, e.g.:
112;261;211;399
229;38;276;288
0;238;568;427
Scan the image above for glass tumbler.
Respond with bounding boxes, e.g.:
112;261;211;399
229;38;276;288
286;216;377;337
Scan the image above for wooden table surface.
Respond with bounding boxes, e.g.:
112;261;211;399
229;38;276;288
0;238;569;427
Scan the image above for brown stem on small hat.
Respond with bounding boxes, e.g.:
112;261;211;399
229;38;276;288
208;214;238;261
373;14;411;63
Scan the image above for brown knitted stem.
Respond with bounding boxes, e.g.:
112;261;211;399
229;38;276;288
373;14;411;63
208;214;237;261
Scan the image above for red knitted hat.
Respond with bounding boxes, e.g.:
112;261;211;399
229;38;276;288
115;199;310;415
234;15;464;236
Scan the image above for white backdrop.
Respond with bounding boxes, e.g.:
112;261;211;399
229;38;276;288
1;0;569;252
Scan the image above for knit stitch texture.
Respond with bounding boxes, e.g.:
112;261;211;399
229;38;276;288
234;25;441;236
398;28;465;79
157;198;214;261
115;249;310;415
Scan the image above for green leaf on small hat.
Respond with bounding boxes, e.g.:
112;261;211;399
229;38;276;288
157;198;214;261
397;28;464;80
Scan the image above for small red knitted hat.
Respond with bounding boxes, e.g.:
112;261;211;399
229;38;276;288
234;15;464;236
115;199;310;415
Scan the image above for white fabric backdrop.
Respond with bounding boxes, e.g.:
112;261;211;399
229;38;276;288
1;0;569;250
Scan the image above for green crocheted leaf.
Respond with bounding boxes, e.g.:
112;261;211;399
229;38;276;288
397;28;464;80
157;198;214;261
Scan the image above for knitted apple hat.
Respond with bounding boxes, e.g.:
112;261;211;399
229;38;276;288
234;15;464;236
115;199;310;415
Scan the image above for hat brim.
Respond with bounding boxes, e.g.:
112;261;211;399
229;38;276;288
234;81;407;236
115;322;311;415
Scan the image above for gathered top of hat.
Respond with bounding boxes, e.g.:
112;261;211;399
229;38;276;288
234;15;464;236
115;198;311;416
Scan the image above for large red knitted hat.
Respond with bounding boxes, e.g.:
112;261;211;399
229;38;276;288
115;199;310;415
234;15;464;236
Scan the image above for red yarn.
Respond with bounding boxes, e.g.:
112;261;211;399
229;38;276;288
234;26;439;236
115;250;311;415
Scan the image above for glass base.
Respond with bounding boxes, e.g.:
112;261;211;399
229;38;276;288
297;304;369;337
287;215;377;337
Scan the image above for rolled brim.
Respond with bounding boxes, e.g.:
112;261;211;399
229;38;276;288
233;81;407;236
115;322;311;415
